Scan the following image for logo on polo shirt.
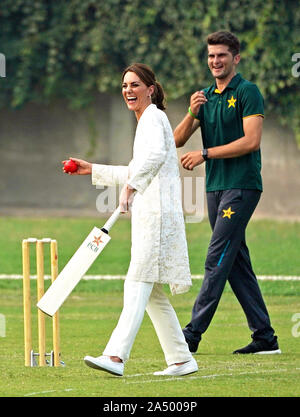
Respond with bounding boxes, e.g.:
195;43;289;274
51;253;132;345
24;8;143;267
227;96;236;108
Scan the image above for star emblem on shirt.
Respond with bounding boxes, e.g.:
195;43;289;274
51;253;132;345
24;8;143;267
227;96;236;108
93;236;103;246
222;207;235;219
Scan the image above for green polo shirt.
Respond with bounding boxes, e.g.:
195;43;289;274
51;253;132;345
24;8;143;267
197;73;264;192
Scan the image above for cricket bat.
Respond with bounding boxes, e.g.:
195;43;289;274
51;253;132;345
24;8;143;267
37;206;121;317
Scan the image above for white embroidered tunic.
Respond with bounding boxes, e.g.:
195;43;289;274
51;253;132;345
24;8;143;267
92;104;191;295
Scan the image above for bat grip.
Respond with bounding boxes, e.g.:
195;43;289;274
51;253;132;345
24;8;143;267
101;206;121;234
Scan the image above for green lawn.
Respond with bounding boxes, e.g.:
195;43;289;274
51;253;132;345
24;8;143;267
0;217;299;398
0;279;299;397
1;216;300;276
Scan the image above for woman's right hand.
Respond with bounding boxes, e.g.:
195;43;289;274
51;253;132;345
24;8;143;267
62;157;92;175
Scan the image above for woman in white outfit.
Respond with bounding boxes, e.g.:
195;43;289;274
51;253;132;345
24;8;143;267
65;63;198;377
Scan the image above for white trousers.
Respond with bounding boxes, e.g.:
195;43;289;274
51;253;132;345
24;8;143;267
103;280;192;365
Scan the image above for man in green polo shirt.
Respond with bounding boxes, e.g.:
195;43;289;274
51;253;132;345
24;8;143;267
174;30;280;355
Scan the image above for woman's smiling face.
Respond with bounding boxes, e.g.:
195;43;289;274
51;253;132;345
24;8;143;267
122;71;154;120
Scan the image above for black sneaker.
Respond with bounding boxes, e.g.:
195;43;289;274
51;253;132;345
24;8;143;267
233;337;281;355
184;335;199;354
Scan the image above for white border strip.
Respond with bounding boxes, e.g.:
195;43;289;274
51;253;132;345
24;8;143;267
1;274;300;281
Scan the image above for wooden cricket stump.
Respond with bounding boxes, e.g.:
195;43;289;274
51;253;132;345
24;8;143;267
22;238;64;367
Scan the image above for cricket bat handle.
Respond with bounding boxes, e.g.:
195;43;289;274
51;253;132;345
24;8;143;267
101;206;121;234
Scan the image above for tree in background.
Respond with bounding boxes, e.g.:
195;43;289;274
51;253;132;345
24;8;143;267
0;0;299;144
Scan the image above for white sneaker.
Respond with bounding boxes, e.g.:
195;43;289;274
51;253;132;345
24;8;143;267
84;355;124;376
153;357;198;376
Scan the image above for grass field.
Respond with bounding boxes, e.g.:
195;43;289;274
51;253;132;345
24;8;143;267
0;216;299;398
1;216;300;275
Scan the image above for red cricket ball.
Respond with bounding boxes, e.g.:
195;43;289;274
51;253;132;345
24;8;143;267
64;159;78;173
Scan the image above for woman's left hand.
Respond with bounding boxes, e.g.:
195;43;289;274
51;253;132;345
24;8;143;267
119;184;136;213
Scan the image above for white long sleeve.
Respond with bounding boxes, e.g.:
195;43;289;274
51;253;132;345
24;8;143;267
91;164;130;186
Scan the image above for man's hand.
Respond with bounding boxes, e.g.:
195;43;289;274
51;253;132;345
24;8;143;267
190;90;208;116
119;184;135;213
174;90;206;148
181;151;204;170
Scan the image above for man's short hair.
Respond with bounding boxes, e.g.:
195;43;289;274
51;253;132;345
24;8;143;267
207;31;240;57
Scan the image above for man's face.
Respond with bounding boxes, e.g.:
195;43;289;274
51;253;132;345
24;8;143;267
207;44;240;80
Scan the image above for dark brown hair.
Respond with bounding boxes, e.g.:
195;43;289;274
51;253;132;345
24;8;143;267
207;31;240;57
122;63;166;110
